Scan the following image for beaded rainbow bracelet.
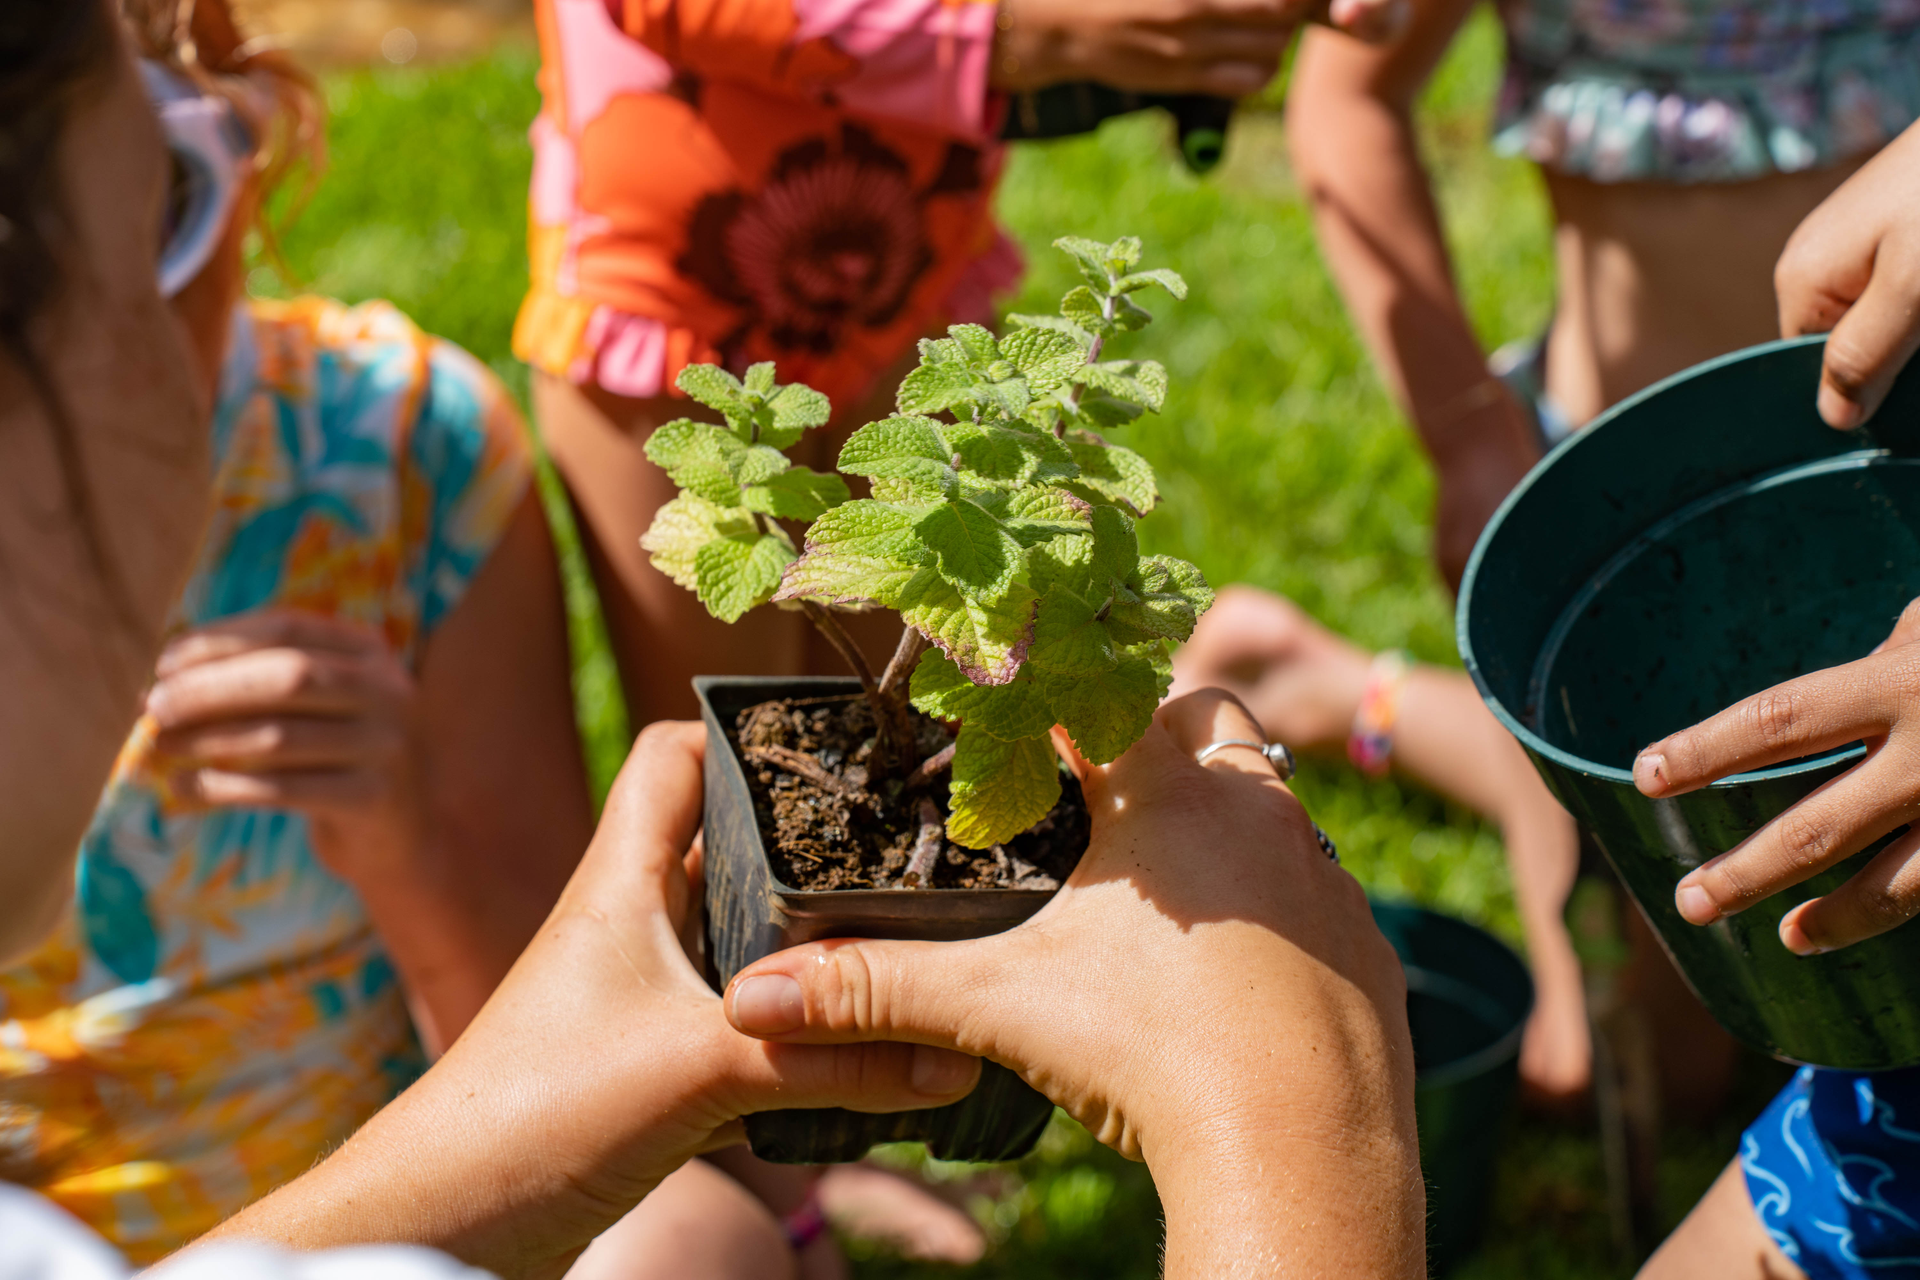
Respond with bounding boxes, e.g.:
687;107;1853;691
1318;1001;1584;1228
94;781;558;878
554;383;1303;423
1348;650;1410;778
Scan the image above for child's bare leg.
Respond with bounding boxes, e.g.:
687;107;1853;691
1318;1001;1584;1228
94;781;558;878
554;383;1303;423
1173;586;1590;1104
1638;1159;1805;1280
816;1163;988;1264
567;1158;804;1280
534;373;808;727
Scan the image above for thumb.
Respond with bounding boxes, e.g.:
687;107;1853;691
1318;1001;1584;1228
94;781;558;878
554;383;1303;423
1813;244;1920;430
725;935;1012;1059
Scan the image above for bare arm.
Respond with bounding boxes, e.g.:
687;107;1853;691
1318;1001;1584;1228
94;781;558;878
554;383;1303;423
0;14;211;965
1287;2;1539;586
358;493;596;1052
149;493;594;1053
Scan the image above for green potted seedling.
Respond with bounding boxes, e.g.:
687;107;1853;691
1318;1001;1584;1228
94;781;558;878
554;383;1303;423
642;235;1213;1162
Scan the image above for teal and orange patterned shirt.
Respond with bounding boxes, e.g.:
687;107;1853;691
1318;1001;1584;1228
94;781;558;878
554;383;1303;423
0;297;531;1261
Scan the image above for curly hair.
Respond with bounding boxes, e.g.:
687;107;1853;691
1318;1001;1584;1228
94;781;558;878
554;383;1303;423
121;0;327;269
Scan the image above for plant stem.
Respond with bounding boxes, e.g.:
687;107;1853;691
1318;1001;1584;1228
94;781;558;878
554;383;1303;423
879;626;930;694
745;744;857;798
799;599;879;693
903;797;944;887
1056;277;1117;435
902;741;956;790
796;599;918;775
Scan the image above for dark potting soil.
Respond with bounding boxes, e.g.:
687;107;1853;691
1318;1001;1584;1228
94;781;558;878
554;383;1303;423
732;694;1090;891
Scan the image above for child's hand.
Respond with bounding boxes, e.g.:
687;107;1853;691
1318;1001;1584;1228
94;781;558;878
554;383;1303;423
200;721;980;1274
1777;117;1920;430
1635;599;1920;955
991;0;1407;98
724;690;1425;1277
146;610;426;881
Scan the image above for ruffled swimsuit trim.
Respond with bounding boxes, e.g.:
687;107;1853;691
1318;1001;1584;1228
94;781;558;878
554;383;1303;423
1493;17;1920;183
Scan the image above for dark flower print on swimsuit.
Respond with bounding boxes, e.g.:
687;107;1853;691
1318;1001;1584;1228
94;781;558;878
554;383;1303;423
680;124;984;357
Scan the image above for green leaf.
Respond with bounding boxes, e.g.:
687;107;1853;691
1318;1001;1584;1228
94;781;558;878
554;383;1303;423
1025;536;1114;675
736;444;792;485
1110;294;1153;332
742;467;850;520
761;382;832;449
1074;361;1167;413
1006;312;1095;347
944;421;1075;488
1003;486;1092;545
896;360;982;418
640;493;741;589
910;651;1055;740
999;327;1085;395
774;500;927;607
837;416;954;500
743;362;777;395
899;569;1037;685
1053;237;1116;292
913;498;1025;603
1087;504;1139;586
1059;287;1110;337
1114;267;1187;300
1107;236;1143;269
1064;436;1159;514
644;419;750;506
1073;396;1145;430
676;365;750;430
1107;555;1215;645
948;323;999;364
1039;650;1159;764
694;530;794;623
946;725;1061;849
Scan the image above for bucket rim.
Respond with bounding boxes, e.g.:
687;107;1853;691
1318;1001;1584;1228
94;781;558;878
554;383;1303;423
1455;334;1869;789
1370;898;1533;1090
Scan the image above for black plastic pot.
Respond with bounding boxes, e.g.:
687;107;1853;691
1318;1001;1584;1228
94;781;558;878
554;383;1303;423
695;675;1060;1163
1460;337;1920;1068
1371;900;1532;1275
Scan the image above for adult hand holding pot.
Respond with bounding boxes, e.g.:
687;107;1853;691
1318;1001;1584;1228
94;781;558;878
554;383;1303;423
724;690;1426;1279
1636;599;1920;957
196;721;980;1278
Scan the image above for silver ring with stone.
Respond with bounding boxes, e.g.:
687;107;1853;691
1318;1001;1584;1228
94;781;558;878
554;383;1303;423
1193;737;1296;781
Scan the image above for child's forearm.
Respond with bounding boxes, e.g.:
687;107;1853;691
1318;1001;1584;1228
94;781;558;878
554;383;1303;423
1286;15;1500;465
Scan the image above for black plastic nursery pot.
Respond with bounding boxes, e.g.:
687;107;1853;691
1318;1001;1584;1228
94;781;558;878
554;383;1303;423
695;675;1059;1164
1371;900;1532;1276
1460;336;1920;1069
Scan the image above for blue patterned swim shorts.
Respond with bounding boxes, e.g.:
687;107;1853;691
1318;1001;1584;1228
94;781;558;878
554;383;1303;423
1743;1065;1920;1278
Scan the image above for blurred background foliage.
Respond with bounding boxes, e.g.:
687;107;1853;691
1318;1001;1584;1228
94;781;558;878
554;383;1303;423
250;7;1779;1273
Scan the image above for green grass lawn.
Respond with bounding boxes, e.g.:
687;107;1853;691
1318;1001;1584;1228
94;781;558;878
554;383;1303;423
257;15;1773;1273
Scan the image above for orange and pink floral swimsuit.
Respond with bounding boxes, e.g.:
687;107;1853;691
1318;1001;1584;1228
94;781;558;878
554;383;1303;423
512;0;1020;412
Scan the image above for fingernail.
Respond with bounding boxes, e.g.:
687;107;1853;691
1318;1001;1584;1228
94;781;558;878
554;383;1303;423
1633;751;1666;795
1780;906;1830;957
1675;883;1718;925
730;974;803;1035
911;1045;977;1097
1782;927;1829;957
1820;387;1864;431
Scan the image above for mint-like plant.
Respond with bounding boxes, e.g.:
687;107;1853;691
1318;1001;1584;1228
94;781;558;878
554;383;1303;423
642;235;1214;850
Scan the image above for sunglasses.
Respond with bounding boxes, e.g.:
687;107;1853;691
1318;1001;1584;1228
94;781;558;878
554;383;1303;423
140;59;256;298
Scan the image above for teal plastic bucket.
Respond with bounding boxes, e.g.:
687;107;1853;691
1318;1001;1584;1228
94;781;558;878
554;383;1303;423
1371;899;1531;1275
1459;336;1920;1069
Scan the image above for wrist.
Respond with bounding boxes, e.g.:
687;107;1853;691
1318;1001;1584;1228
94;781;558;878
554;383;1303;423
1146;1077;1422;1277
